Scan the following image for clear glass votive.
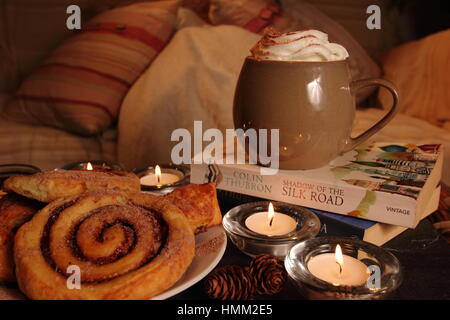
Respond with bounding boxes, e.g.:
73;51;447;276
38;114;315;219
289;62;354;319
133;164;190;194
285;236;403;300
222;201;321;258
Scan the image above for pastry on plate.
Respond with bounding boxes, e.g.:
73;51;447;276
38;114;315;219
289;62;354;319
0;193;43;283
3;170;140;202
14;191;195;300
164;183;222;234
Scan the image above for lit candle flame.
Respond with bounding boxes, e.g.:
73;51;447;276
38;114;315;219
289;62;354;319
86;162;93;171
267;202;275;227
155;165;161;185
335;244;344;276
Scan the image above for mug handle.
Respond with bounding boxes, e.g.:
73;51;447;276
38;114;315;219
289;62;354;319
342;78;399;153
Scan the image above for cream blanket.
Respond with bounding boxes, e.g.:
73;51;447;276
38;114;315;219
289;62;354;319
118;23;450;184
118;24;260;168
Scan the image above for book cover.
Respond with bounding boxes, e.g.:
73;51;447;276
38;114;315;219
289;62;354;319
191;142;443;228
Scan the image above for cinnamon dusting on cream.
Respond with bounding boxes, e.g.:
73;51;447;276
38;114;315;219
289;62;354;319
250;28;349;62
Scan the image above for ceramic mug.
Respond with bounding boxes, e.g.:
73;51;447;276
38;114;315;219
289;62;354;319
233;58;399;170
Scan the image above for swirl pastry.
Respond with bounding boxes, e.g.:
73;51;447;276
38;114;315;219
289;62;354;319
0;193;43;283
164;183;222;234
3;170;140;203
14;191;195;300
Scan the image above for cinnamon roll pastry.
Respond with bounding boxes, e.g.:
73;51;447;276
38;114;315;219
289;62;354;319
0;193;43;283
0;226;14;283
3;170;140;203
164;183;222;234
14;191;195;300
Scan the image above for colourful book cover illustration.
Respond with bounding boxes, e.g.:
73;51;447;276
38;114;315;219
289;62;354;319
330;143;440;217
191;142;443;228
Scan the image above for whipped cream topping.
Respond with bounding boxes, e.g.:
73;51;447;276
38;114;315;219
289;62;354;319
250;29;349;62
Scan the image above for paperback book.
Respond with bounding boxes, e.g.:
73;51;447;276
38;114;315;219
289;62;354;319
191;142;443;228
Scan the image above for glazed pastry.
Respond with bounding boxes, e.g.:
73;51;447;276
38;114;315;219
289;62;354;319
14;191;195;300
0;193;43;283
164;183;222;234
3;170;140;202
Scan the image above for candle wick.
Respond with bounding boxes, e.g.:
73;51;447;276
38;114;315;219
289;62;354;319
157;175;161;184
336;261;343;277
269;216;274;227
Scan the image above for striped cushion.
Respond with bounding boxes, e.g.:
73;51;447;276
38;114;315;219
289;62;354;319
3;1;181;136
0;0;97;93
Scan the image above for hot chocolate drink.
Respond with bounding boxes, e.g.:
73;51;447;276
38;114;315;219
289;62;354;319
234;29;399;170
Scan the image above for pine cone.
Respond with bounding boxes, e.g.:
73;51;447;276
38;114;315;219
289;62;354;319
204;265;256;300
248;254;287;295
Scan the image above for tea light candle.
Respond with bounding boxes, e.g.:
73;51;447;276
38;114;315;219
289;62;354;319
245;203;297;236
223;201;320;258
140;165;182;187
79;162;121;173
307;244;369;286
61;160;123;172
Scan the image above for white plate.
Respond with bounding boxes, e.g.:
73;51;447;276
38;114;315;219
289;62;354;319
151;226;227;300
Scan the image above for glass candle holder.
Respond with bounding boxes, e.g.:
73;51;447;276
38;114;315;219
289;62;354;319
133;164;190;194
222;201;321;258
285;236;403;300
60;160;124;171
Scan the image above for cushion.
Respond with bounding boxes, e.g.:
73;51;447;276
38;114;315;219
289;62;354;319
0;0;93;93
2;0;181;136
0;0;129;93
208;0;381;103
0;0;204;94
378;30;450;129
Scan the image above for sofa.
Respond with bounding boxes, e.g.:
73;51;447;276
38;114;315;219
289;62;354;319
0;0;449;186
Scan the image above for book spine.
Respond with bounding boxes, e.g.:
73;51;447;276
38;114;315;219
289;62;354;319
191;163;416;228
315;213;365;240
